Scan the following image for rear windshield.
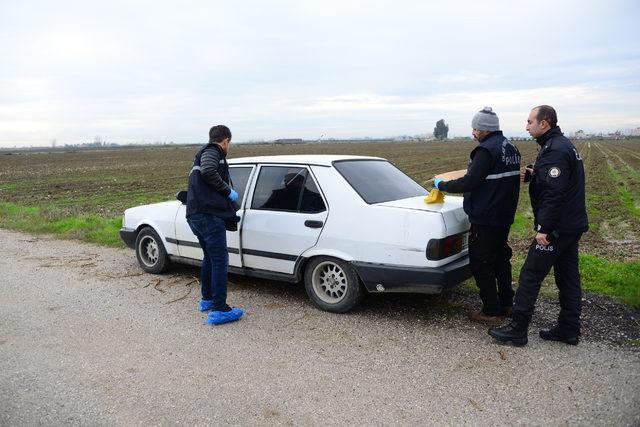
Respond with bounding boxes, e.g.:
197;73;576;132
333;160;428;204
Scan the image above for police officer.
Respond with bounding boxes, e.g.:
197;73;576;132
435;107;521;325
489;105;588;346
186;125;244;325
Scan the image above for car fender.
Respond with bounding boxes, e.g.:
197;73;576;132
131;218;178;255
297;248;368;285
299;247;355;263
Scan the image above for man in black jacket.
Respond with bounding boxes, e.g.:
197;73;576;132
489;105;588;346
186;125;244;325
435;107;521;325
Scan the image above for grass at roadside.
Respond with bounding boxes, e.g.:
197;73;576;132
580;254;640;307
0;202;123;247
510;212;528;234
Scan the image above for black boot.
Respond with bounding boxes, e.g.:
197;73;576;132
488;315;529;347
539;326;579;345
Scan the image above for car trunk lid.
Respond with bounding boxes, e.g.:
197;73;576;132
376;195;469;234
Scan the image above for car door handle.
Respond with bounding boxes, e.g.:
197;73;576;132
304;220;324;228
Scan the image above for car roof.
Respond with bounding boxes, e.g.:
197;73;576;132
227;154;385;167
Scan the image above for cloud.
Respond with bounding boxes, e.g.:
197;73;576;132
284;85;614;115
0;0;639;146
274;83;640;137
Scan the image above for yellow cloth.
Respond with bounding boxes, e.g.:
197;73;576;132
424;189;445;204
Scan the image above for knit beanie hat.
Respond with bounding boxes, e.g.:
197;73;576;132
471;107;500;131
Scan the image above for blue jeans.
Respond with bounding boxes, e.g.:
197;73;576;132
186;213;229;311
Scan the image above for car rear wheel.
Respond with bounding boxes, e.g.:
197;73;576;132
304;256;364;313
135;227;170;274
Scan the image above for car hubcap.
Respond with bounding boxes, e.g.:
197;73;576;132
139;236;159;267
312;261;348;304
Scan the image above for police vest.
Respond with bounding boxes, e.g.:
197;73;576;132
463;131;521;227
186;143;235;218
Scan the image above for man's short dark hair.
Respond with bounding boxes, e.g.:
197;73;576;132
534;105;557;127
209;125;232;143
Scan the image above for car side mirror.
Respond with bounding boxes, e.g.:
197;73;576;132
176;191;187;204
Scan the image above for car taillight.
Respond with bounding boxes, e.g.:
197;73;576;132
426;232;468;260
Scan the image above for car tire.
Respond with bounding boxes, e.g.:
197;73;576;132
135;226;170;274
304;256;364;313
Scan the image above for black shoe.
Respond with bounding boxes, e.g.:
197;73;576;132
488;320;528;347
539;327;579;345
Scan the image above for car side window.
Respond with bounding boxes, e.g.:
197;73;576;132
251;166;325;213
300;176;326;213
229;167;253;204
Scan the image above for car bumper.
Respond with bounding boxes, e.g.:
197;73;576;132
351;255;471;294
120;228;137;249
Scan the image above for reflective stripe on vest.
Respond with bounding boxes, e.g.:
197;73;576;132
189;165;201;175
485;170;520;180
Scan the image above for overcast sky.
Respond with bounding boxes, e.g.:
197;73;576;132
1;0;639;146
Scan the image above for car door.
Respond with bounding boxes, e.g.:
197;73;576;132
241;165;328;274
174;165;256;267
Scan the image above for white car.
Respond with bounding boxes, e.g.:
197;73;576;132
120;155;471;312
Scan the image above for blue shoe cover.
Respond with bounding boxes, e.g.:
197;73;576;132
199;299;215;312
207;307;244;325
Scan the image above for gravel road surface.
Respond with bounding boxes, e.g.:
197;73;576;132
1;229;639;426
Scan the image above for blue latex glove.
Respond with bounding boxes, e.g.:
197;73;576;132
434;177;444;190
228;188;238;202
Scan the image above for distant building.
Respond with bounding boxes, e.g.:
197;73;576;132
608;131;623;140
273;138;304;144
392;135;413;141
574;130;586;139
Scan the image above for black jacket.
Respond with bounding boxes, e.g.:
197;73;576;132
186;143;235;218
529;127;588;235
440;131;521;227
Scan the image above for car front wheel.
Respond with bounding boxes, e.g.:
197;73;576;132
135;227;170;274
304;256;364;313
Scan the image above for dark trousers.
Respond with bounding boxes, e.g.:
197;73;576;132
186;213;229;311
513;233;583;334
468;224;514;316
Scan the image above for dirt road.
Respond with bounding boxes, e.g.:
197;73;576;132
1;229;638;425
